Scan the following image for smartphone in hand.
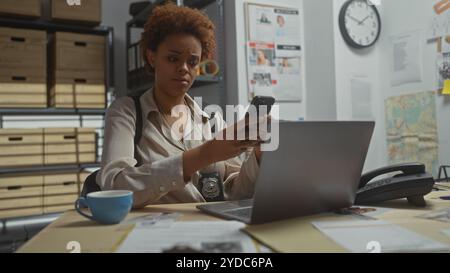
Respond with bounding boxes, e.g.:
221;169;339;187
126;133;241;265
245;96;275;141
247;96;275;117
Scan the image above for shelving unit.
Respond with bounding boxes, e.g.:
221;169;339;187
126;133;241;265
0;163;100;176
0;17;114;168
0;15;114;227
126;0;226;106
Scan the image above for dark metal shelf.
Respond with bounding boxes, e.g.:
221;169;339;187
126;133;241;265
0;17;112;35
127;0;163;28
0;163;100;175
196;75;221;83
184;0;218;9
127;0;217;28
0;108;106;116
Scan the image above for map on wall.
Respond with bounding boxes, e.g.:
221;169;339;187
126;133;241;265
385;91;439;176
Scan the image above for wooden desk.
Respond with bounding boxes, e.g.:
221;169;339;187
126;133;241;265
17;191;450;253
17;203;220;253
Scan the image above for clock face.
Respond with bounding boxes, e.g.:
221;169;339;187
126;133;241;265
339;0;381;48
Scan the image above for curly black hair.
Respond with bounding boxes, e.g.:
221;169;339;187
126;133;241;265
140;1;216;75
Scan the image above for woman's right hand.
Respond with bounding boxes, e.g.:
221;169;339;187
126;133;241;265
182;116;263;182
203;139;260;163
206;115;263;161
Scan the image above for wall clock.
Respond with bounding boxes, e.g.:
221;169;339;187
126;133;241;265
339;0;381;49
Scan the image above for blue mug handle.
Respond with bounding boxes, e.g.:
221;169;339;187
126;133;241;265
75;197;94;221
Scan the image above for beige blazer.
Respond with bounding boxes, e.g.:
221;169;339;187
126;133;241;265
96;88;259;208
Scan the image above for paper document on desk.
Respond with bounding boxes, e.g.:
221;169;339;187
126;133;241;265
312;219;450;253
442;229;450;238
116;220;257;253
417;208;450;223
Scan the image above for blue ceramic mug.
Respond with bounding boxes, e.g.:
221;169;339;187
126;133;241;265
75;190;133;225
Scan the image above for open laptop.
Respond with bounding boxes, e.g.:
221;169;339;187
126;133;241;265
197;121;375;224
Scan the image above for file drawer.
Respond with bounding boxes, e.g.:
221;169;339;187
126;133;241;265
43;128;96;164
0;207;43;219
49;0;101;25
0;129;44;167
54;32;105;72
44;204;72;214
44;194;78;206
0;27;46;75
0;196;42;210
50;69;105;109
0;72;47;108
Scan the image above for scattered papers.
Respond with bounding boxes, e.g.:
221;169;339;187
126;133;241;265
390;31;422;87
116;220;257;253
417;208;450;223
350;78;374;120
441;229;450;237
312;219;450;253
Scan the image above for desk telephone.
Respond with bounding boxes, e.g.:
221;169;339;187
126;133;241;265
355;163;435;207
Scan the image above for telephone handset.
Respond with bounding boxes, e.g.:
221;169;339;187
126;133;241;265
355;162;435;207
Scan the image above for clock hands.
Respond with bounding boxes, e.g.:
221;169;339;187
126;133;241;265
346;14;361;24
358;16;370;25
347;14;371;26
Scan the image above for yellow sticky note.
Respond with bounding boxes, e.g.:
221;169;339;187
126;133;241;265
443;80;450;95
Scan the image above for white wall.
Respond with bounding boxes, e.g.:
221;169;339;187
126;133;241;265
379;0;450;174
333;0;450;174
332;0;385;172
303;0;337;121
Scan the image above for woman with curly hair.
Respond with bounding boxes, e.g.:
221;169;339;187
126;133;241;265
97;2;261;207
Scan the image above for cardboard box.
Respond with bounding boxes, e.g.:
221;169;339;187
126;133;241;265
0;174;44;188
50;93;105;109
0;128;97;167
44;182;78;195
0;155;44;167
0;129;44;167
44;194;78;206
0;207;43;219
0;185;43;200
49;70;106;108
45;153;96;165
43;204;72;214
54;32;105;72
43;128;96;164
44;172;79;195
47;0;102;25
0;71;47;108
0;69;46;109
0;196;43;210
0;27;46;75
0;170;91;218
0;0;42;18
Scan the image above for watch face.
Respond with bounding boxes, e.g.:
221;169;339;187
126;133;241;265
339;0;381;48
